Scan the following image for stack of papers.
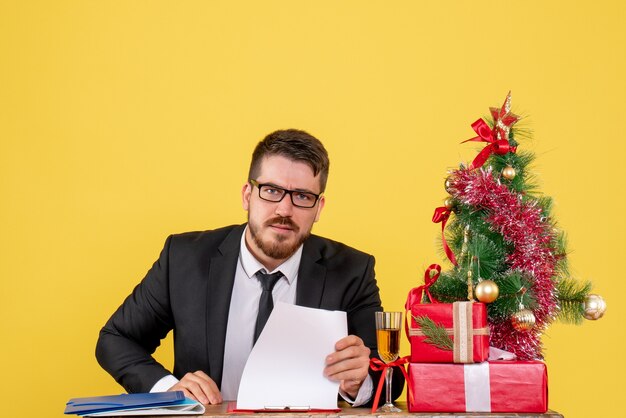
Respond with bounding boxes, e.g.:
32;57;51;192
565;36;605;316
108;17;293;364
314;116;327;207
64;392;205;416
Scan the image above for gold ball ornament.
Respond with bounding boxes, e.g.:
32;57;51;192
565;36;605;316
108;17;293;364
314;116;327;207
501;165;517;180
444;176;454;193
511;308;536;331
583;294;607;320
444;197;457;210
475;280;499;303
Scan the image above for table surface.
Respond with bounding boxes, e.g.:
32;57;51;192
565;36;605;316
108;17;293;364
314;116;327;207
191;402;563;418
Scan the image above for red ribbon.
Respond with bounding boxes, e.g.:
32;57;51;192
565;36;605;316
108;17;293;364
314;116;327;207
369;356;412;413
432;207;458;266
405;264;442;310
462;118;517;169
404;265;442;352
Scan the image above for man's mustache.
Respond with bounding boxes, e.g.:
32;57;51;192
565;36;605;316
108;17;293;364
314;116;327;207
265;217;299;232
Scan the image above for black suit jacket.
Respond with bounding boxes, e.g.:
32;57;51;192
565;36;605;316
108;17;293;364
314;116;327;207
96;224;403;401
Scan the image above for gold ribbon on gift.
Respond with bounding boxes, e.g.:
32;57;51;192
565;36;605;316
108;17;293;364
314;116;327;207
408;301;489;363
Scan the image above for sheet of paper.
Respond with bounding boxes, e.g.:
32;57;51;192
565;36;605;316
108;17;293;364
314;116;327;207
236;302;347;410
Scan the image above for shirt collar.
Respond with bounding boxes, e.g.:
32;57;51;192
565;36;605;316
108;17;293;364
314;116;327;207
239;225;302;285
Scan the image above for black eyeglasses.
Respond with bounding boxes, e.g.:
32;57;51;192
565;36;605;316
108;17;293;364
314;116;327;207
249;179;322;208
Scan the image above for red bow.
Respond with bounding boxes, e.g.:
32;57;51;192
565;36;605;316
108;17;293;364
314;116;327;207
432;207;458;266
462;92;519;169
463;119;517;169
405;264;442;309
369;356;412;413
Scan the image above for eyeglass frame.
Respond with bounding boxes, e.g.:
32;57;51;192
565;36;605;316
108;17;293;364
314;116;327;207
248;179;323;208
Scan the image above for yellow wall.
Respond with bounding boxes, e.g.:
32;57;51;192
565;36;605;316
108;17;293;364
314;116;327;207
1;1;622;417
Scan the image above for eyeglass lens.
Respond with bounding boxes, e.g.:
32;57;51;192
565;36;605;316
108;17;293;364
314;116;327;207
257;184;318;208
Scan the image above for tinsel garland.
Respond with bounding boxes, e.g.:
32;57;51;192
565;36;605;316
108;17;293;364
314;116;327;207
450;167;559;359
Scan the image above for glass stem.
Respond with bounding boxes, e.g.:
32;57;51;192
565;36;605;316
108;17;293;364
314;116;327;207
385;366;393;405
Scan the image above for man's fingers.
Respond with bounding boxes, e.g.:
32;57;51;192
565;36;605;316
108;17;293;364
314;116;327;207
324;357;369;381
178;388;195;401
325;335;371;398
174;378;208;404
326;344;370;366
192;371;222;404
169;371;222;405
334;335;362;351
193;370;212;380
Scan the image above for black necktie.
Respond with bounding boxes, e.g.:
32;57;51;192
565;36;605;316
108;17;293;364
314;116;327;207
254;270;284;344
253;270;283;344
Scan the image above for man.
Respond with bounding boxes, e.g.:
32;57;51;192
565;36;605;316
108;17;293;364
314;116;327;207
96;129;403;406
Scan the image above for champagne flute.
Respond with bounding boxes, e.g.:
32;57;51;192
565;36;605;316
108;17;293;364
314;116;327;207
375;311;402;412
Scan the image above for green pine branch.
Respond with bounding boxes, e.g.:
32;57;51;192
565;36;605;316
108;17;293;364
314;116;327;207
412;315;454;351
491;149;538;194
488;271;536;320
430;270;468;302
553;231;570;278
536;195;553;217
466;234;506;277
555;278;592;324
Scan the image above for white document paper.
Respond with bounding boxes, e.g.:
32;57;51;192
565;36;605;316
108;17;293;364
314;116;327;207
236;302;347;410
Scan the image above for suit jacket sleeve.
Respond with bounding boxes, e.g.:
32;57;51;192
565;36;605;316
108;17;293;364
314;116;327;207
96;235;175;393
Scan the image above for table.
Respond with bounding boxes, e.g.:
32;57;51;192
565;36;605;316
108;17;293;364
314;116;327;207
194;402;563;418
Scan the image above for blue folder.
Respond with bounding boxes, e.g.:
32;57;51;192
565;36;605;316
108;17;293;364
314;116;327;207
64;391;190;415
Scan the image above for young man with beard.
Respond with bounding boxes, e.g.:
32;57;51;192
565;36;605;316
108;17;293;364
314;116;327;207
96;129;403;407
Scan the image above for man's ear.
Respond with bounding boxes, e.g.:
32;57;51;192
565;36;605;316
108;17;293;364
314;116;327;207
242;182;252;211
314;195;325;222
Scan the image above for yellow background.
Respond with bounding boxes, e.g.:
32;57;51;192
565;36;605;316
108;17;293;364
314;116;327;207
1;1;623;417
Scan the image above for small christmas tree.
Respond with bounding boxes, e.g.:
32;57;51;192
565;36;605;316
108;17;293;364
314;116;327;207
429;92;606;360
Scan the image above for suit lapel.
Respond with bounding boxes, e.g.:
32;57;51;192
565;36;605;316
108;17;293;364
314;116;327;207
206;224;245;387
296;237;327;308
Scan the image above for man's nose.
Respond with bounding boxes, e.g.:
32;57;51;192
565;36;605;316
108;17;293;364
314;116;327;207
275;193;295;217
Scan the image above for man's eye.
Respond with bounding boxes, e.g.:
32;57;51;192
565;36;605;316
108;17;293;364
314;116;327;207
263;187;280;195
295;193;313;201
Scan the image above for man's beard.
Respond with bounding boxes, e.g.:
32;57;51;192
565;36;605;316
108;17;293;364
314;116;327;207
248;215;310;260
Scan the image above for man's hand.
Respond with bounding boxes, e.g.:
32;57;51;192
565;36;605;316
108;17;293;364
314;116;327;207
168;371;222;405
324;335;371;399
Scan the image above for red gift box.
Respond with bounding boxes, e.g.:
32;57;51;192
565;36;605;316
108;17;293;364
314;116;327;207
405;265;489;363
407;361;548;413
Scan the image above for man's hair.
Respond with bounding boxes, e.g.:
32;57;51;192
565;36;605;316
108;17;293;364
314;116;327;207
248;129;330;193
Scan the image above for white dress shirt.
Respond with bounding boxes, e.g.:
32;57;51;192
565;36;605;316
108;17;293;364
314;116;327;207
220;230;302;399
150;227;373;405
